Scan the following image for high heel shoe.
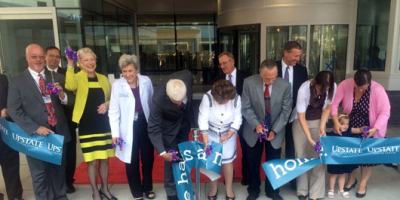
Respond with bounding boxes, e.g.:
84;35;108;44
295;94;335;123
226;195;235;200
344;179;357;192
356;187;367;198
99;189;118;200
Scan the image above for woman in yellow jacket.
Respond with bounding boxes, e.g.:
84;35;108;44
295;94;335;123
65;48;116;200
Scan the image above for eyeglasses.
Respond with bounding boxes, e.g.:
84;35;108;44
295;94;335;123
30;55;45;60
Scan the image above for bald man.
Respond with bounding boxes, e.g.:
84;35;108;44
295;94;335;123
7;43;72;200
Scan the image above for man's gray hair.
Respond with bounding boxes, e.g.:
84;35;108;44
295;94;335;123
118;54;140;71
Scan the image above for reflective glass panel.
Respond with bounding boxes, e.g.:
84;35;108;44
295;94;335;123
57;9;83;67
55;0;80;8
266;25;307;66
310;25;349;81
0;19;54;76
354;0;390;71
138;15;175;73
0;0;53;7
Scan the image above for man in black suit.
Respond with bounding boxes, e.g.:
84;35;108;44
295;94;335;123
218;51;248;185
0;74;23;200
276;41;308;189
7;43;71;200
45;46;77;194
148;70;193;200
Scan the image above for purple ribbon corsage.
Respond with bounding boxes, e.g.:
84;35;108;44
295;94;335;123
168;149;182;162
313;141;322;153
113;138;125;151
46;83;61;95
258;123;269;142
362;127;370;138
65;47;78;62
205;145;213;156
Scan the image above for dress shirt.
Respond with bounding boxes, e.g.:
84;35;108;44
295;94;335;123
226;68;237;86
28;67;67;104
46;66;58;73
263;82;273;96
281;60;293;94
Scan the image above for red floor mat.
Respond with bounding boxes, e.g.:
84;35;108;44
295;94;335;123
74;138;265;184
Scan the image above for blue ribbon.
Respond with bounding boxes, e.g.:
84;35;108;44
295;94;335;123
172;141;223;200
0;118;64;165
263;136;400;189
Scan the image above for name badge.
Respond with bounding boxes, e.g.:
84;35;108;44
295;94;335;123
134;112;139;121
42;95;52;104
119;93;129;98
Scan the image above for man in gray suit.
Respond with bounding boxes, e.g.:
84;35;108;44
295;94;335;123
7;43;71;200
242;60;292;200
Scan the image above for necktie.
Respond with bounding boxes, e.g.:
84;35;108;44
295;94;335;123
228;74;233;84
38;74;57;127
264;83;271;113
264;83;270;97
284;66;290;81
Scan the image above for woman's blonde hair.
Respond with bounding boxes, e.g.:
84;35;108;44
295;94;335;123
338;114;350;124
77;47;97;60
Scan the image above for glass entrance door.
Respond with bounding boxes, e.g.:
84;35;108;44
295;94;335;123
0;7;59;76
218;24;260;75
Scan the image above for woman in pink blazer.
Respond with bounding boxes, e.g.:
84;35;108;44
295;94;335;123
331;69;390;198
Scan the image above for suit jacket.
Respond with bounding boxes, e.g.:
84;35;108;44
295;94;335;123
241;75;292;149
217;68;247;95
7;69;71;142
0;74;7;110
148;70;193;153
276;60;308;109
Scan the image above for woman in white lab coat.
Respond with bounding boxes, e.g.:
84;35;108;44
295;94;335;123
198;79;242;200
108;54;155;200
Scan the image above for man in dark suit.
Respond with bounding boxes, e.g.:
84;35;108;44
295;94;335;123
218;51;249;185
242;60;292;200
0;74;23;200
276;41;308;165
7;43;71;200
45;46;77;193
148;70;193;200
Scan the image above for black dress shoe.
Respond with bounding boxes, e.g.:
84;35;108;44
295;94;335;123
66;185;76;193
0;193;4;200
344;179;357;192
298;195;308;200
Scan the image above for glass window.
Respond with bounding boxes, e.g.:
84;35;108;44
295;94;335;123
266;25;307;66
55;0;80;8
81;1;135;76
310;25;349;81
0;0;53;7
138;14;216;88
176;15;216;85
354;0;390;71
57;9;83;67
0;19;55;76
138;15;175;73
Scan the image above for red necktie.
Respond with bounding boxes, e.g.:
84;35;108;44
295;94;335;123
264;83;270;97
38;74;57;127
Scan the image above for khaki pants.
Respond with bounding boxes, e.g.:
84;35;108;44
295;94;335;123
293;119;325;199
